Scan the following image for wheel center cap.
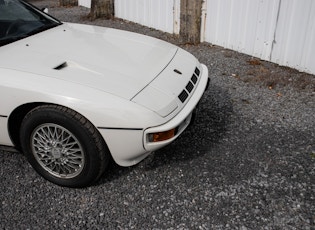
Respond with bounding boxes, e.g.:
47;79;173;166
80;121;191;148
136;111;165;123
51;148;62;158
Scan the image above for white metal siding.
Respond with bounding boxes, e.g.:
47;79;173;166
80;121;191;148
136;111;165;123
115;0;180;34
204;0;315;74
204;0;279;59
78;0;91;8
270;0;315;74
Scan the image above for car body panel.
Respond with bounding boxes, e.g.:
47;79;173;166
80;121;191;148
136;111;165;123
0;67;165;132
0;23;178;100
132;48;200;117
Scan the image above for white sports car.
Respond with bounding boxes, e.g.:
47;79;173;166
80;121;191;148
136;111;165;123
0;0;209;187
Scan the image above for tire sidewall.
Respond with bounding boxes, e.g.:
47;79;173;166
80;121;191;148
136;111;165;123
20;106;103;187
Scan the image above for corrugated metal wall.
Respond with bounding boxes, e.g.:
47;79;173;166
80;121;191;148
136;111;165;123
270;0;315;74
204;0;315;74
115;0;180;34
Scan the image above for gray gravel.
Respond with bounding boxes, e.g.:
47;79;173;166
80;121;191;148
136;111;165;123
1;1;315;229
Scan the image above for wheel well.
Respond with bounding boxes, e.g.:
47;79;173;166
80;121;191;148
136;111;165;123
8;103;45;151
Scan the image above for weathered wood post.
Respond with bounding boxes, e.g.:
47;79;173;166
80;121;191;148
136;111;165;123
180;0;202;44
59;0;78;7
90;0;114;19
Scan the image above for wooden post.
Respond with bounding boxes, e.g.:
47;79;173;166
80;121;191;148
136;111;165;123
90;0;114;19
59;0;78;7
180;0;202;44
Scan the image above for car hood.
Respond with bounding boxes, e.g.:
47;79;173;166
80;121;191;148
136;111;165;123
0;23;178;100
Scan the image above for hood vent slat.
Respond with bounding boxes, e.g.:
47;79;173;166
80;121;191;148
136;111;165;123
54;62;68;70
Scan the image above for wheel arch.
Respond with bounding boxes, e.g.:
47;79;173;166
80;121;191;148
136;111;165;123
8;102;46;151
7;102;110;153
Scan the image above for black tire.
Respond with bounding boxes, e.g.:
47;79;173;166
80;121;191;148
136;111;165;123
20;105;110;187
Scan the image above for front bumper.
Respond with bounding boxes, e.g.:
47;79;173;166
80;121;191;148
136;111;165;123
98;64;209;167
143;64;209;152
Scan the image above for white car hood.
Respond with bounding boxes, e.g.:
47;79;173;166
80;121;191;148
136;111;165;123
0;23;178;99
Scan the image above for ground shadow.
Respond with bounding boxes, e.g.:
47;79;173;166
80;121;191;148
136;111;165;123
141;83;234;170
97;82;234;184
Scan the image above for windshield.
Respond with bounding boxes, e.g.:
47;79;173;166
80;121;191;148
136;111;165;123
0;0;61;46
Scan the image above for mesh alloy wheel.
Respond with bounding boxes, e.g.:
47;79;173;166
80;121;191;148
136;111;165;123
31;123;85;179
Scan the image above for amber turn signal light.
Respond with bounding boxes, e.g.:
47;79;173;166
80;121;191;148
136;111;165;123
149;128;176;142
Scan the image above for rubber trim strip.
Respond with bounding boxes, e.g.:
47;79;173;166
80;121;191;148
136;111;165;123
0;115;8;118
97;127;143;131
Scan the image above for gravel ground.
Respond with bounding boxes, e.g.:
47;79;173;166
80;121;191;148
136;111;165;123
1;1;315;229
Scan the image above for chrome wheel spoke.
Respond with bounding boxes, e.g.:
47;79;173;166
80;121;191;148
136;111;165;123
31;123;85;179
65;148;82;156
67;159;82;166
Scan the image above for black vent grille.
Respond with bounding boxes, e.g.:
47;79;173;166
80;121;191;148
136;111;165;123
194;67;200;76
191;74;197;84
186;82;194;93
178;90;189;103
177;67;200;103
